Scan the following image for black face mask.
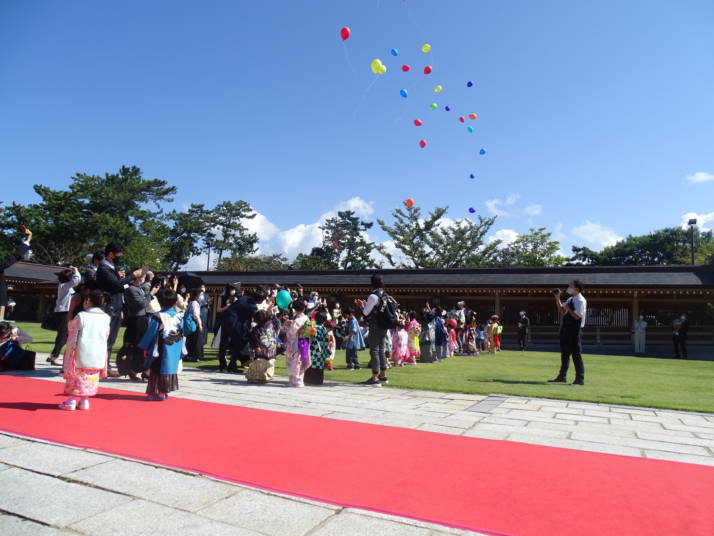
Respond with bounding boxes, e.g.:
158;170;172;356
113;256;123;267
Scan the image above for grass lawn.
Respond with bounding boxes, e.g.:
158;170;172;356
15;322;714;413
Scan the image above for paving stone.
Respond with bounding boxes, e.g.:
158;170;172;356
610;407;656;417
70;498;260;535
636;431;714;448
418;423;466;435
555;413;608;424
643;450;714;467
480;416;529;427
198;489;335;536
570;432;710;456
0;513;66;535
345;508;485;536
661;423;714;435
310;511;431;536
0;441;110;476
0;434;25;449
0;467;130;526
68;458;236;511
462;428;509;440
507;428;571;443
607;418;665;430
537;438;643;457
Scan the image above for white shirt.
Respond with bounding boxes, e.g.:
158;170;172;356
54;268;81;312
362;292;381;316
563;293;587;328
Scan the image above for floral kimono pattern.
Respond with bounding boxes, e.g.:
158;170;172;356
391;328;409;366
286;314;310;387
63;309;110;397
406;319;421;363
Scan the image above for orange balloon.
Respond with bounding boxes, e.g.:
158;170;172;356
469;113;478;120
404;198;415;207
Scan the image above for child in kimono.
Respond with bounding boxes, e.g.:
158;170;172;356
391;319;409;366
342;308;364;370
325;320;336;371
246;310;280;384
405;311;421;365
285;301;310;387
447;320;459;357
304;311;331;385
139;289;195;401
59;290;110;411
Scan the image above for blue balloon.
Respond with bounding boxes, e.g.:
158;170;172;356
400;88;408;98
468;207;476;213
479;148;487;155
469;173;475;179
444;105;451;111
390;48;399;56
467;126;474;133
467;81;474;87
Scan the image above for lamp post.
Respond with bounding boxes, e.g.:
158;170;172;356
688;218;697;265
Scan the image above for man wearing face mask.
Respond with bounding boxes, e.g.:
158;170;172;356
632;314;647;356
198;285;210;346
672;313;689;359
549;280;587;385
96;242;143;376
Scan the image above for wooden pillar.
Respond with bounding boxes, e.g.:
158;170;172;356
494;291;501;315
631;291;639;345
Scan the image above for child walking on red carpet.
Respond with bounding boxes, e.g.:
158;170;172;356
286;301;311;387
59;290;111;411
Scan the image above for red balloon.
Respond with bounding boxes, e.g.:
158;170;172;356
402;64;410;72
469;113;477;120
404;198;415;207
419;139;427;148
423;65;433;74
459;116;465;123
340;26;351;40
413;119;423;126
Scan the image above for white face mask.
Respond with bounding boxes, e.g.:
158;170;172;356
200;287;206;293
230;290;236;296
180;286;186;294
566;287;575;295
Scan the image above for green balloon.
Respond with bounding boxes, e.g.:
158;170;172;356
276;289;292;310
429;103;437;110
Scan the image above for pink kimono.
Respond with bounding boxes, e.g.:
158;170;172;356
391;328;409;366
405;319;421;364
286;313;310;387
63;308;110;397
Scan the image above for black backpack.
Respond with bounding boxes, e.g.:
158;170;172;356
372;289;399;330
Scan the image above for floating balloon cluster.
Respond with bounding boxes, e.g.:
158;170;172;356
341;27;487;215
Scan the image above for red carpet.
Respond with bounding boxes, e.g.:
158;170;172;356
1;375;713;536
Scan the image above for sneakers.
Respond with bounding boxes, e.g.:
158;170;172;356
378;376;389;384
58;399;76;411
548;377;567;383
572;379;585;386
361;378;382;386
77;398;90;410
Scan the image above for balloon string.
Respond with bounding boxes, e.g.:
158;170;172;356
342;42;358;81
352;76;379;118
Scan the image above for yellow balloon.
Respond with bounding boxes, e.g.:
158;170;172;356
422;43;431;53
371;58;386;75
434;85;443;92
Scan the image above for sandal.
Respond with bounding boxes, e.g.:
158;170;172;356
58;399;76;411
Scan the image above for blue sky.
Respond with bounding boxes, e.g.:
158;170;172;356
2;0;713;265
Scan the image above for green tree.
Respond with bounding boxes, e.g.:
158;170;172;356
376;204;499;268
495;227;565;267
210;201;259;265
0;166;175;268
320;210;378;270
292;247;337;270
164;204;214;271
216;253;289;271
570;227;714;265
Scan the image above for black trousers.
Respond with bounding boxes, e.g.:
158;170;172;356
558;327;584;380
673;334;688;359
518;328;527;351
51;311;69;357
186;328;204;361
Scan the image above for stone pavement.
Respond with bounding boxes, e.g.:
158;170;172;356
2;359;714;535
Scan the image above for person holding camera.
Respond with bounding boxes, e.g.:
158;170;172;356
49;265;81;365
0;226;32;322
549;280;587;385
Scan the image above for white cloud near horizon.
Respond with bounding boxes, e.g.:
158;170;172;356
685;171;714;184
488;229;519;248
485;193;520;217
523;203;542;217
570;221;622;249
680;211;714;231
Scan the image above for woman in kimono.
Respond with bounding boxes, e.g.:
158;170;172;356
304;310;330;386
139;289;195;401
246;310;280;384
391;318;409;367
58;290;110;411
285;300;310;387
405;311;421;365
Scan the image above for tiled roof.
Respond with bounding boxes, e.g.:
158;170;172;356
5;261;60;284
185;265;714;289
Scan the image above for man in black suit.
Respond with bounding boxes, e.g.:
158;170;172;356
0;228;32;321
95;242;143;376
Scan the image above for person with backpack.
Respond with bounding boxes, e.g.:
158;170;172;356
354;274;398;386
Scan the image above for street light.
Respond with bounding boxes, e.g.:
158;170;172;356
688;218;697;265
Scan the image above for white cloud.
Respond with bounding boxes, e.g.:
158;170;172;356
485;193;521;217
680;212;714;231
523;203;542;217
571;221;622;248
488;229;519;248
183;197;376;269
686;171;714;184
